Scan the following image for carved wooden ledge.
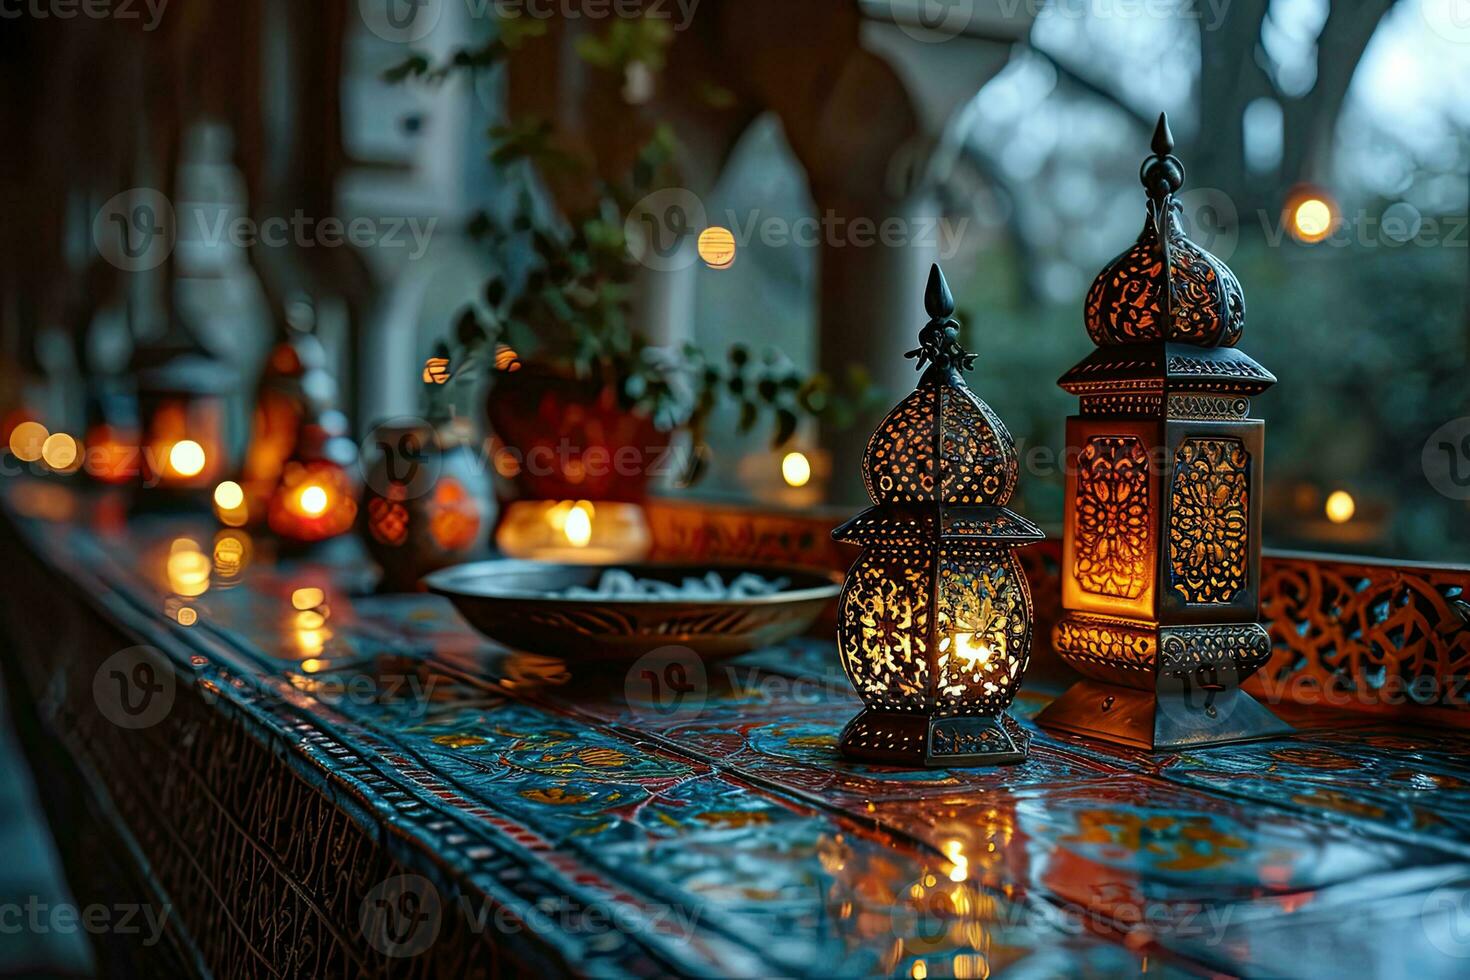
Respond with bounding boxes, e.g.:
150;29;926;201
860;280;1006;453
648;498;1470;727
1249;551;1470;727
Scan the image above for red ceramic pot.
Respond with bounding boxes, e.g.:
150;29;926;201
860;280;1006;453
484;366;669;504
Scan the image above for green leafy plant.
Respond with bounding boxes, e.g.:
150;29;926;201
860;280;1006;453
394;15;878;482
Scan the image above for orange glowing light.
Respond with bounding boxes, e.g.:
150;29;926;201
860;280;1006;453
169;439;207;477
952;633;996;670
83;425;137;484
41;432;80;472
295;609;327;630
292;587;325;610
1325;490;1356;524
368;497;409;546
166;538;212;597
296;628;328;657
268;460;357;542
297;483;330;516
427;478;481;551
781;451;811;488
214;480;244;510
1288;193;1336;244
213;532;250;578
9;421;48;462
494;344;522;372
698;226;737;269
562;501;593;548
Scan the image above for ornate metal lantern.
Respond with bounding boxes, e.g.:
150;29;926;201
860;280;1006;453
832;265;1043;767
1036;115;1292;750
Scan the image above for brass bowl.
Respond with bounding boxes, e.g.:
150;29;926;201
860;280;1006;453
425;560;841;662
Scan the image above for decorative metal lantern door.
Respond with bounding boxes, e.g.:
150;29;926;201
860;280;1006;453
833;265;1043;767
1036;115;1292;750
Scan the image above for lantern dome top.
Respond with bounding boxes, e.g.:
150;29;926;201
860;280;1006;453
1084;113;1245;349
858;265;1021;511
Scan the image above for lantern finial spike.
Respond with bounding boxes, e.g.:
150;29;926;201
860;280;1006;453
1141;111;1185;202
907;263;975;373
925;263;955;320
1151;112;1173;156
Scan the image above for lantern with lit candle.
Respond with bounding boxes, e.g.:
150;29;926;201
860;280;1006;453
1036;115;1291;750
832;265;1043;767
239;323;340;525
266;407;359;545
135;348;232;504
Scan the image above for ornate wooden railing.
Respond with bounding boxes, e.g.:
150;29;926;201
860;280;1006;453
647;497;1470;728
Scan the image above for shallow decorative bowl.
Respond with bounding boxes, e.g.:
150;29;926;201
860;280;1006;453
425;560;842;662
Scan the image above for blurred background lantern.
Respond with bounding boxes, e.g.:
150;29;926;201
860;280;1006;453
360;417;495;591
81;388;140;486
265;402;359;546
134;344;232;504
832;266;1043;767
237;298;350;527
1037;116;1291;751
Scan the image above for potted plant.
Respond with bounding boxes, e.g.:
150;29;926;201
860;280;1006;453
388;18;876;558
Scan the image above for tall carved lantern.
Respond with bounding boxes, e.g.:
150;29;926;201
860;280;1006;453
833;265;1043;767
1037;115;1291;750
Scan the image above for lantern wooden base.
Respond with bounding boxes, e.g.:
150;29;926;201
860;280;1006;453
1037;680;1292;751
839;710;1030;767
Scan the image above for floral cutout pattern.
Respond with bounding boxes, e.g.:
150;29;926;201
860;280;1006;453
934;550;1032;713
863;386;936;504
1083;206;1245;348
1074;436;1152;600
1169;437;1250;604
837;548;933;709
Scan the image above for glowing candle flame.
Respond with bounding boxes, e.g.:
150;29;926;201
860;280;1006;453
954;632;995;669
297;484;329;517
564;502;593;548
